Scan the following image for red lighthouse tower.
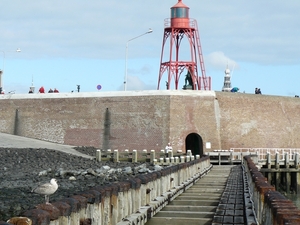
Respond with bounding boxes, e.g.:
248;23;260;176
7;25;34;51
157;0;211;90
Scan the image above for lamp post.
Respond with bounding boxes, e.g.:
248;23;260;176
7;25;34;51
124;28;153;91
0;48;21;93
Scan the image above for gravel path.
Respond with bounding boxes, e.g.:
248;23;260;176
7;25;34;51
0;146;157;221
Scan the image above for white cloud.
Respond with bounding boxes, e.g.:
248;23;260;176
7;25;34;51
119;75;156;91
206;51;239;71
1;0;299;64
1;0;300;96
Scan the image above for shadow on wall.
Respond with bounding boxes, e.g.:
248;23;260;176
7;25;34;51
185;133;203;156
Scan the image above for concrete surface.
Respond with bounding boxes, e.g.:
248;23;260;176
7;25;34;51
0;132;94;159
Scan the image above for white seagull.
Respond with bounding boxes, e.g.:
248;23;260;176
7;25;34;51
32;178;58;204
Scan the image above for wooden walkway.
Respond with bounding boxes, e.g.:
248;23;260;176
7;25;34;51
146;165;258;225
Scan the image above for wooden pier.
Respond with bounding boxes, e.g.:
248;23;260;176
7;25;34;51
207;148;300;194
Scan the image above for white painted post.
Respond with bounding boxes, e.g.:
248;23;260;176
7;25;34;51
275;152;280;170
150;150;155;163
107;149;112;160
96;149;101;162
124;149;129;159
161;149;165;160
295;153;299;169
159;158;164;164
285;152;289;168
114;149;119;163
267;152;271;169
165;157;170;164
170;157;174;163
174;157;179;164
132;150;137;163
168;150;173;158
180;156;185;163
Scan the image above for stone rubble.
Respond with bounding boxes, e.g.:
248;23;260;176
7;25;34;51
0;146;162;221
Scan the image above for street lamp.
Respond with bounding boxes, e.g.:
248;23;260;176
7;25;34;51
0;48;21;93
124;28;153;91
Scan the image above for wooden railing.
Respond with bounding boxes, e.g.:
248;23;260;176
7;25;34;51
95;149;199;165
207;148;300;168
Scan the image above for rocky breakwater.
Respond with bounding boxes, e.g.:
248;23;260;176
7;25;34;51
0;147;162;222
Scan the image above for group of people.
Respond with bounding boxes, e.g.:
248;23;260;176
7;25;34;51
255;88;262;94
47;88;59;93
30;86;59;94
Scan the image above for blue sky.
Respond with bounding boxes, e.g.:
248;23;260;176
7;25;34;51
1;0;300;96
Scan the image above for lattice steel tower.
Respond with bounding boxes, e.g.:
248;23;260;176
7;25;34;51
157;0;211;90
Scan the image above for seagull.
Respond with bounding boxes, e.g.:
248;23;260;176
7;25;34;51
32;178;58;204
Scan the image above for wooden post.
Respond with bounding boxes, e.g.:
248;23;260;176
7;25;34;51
142;149;147;161
267;172;272;184
168;150;174;158
113;149;119;162
107;149;112;160
170;157;174;163
132;150;137;163
150;150;155;163
267;152;271;169
174;157;179;163
285;152;289;168
295;153;299;169
276;172;280;191
180;156;185;163
297;172;300;194
275;152;280;170
96;149;101;162
160;150;165;159
286;172;291;193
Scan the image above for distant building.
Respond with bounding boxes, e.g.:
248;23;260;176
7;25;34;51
222;66;232;92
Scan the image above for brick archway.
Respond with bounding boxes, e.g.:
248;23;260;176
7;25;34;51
185;133;203;156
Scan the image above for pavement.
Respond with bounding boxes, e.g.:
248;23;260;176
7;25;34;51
0;132;94;159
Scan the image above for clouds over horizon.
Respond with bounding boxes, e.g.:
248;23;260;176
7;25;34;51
206;52;239;72
0;0;299;95
1;0;299;65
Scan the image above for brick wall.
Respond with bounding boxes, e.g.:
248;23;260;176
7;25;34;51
1;90;300;152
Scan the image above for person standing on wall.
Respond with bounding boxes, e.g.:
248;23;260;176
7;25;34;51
38;86;45;93
165;142;173;157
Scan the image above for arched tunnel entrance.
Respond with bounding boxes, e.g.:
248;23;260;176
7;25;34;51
185;133;203;156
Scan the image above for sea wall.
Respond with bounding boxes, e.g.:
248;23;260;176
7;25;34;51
1;90;300;152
